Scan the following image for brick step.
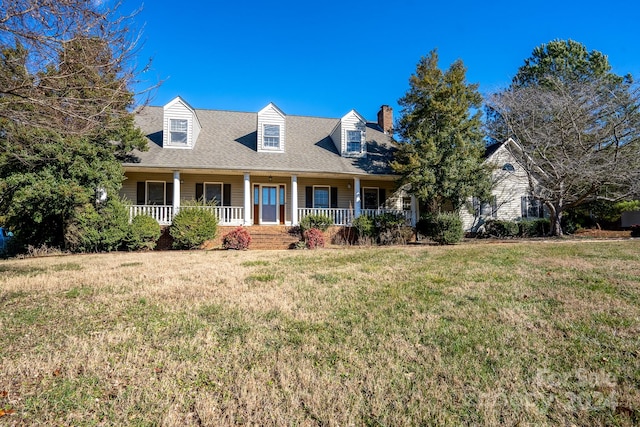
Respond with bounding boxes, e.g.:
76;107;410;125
244;226;301;250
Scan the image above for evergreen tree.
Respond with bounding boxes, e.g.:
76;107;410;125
0;3;147;252
392;50;491;213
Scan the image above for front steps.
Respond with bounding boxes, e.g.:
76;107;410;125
246;225;301;250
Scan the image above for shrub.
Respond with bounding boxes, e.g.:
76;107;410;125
299;214;333;232
482;220;519;238
222;227;252;250
519;218;550;237
304;228;325;249
127;215;161;251
425;213;463;245
416;214;436;239
352;215;375;241
374;212;406;231
378;227;414;245
374;212;411;245
65;197;130;253
631;224;640;237
169;203;218;249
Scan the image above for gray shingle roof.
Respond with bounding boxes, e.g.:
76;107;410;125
124;106;397;177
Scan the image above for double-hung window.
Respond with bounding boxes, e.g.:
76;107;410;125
204;183;222;204
521;196;545;219
363;188;379;210
473;196;497;218
346;130;362;153
313;187;330;209
169;119;188;144
147;181;166;205
263;124;280;149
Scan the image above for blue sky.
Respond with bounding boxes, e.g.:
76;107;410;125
123;0;640;123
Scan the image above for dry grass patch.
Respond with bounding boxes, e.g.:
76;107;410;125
1;242;639;425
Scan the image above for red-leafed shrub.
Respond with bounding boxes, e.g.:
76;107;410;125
631;224;640;237
222;227;252;250
304;228;324;249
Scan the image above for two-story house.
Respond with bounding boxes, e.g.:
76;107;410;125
121;97;417;228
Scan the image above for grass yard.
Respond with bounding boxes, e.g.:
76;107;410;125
1;241;639;425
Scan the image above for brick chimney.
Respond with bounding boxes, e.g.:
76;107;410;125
377;105;393;134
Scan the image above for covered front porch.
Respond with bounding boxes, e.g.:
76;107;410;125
122;170;417;227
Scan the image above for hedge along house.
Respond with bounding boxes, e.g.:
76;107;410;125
121;97;417;228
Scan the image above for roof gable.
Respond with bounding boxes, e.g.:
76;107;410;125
257;102;286;153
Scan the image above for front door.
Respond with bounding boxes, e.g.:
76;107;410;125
261;186;278;224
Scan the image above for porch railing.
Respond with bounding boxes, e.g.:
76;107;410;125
128;205;244;226
129;205;174;225
297;208;413;226
180;205;244;226
297;208;354;226
361;209;413;225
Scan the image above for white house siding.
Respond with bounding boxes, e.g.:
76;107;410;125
297;178;353;210
330;122;342;153
256;104;286;153
294;178;396;210
460;144;531;232
163;98;200;148
121;172;245;206
121;172;174;202
180;174;244;206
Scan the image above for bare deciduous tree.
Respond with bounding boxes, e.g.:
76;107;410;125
488;78;640;235
0;0;149;135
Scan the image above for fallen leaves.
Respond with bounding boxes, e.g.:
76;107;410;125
0;408;15;417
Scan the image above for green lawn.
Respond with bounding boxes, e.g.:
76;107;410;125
1;241;639;425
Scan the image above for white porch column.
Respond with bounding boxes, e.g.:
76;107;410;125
353;177;361;218
411;195;418;226
172;171;181;216
291;175;298;225
243;172;251;226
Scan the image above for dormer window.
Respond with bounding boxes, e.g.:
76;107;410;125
331;110;367;158
162;97;200;149
347;130;362;153
263;124;280;149
170;119;188;144
257;103;286;153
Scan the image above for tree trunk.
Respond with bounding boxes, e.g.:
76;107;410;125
546;202;563;237
551;212;563;236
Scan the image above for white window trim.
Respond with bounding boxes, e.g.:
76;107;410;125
473;196;497;218
522;196;545;219
146;180;166;205
502;163;515;173
362;187;379;210
168;118;189;145
313;185;330;209
346;129;362;153
203;182;223;205
262;124;281;150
